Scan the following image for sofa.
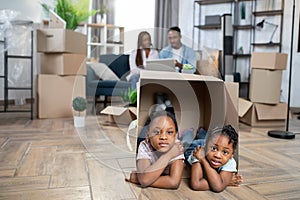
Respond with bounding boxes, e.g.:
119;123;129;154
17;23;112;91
86;54;131;108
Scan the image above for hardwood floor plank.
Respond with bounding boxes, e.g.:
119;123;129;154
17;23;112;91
0;186;91;200
16;147;56;177
30;138;83;147
0;169;16;177
0;137;8;147
49;153;89;188
87;159;136;199
0;176;50;193
0;141;30;170
249;179;300;198
225;186;268;200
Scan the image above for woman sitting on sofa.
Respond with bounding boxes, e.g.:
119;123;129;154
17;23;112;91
126;31;158;89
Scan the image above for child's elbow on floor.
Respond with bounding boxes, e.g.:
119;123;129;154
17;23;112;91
169;180;181;189
211;186;226;193
139;179;152;188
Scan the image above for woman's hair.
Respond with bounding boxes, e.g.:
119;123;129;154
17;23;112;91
206;125;238;150
146;110;178;133
136;31;151;67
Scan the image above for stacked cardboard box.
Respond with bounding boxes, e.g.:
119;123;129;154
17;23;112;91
36;29;87;118
239;52;288;127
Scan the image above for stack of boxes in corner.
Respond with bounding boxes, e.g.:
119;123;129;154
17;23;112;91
239;52;288;127
36;28;87;118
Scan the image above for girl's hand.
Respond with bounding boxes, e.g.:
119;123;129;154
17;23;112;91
228;173;243;187
193;146;205;161
125;171;139;184
166;142;184;159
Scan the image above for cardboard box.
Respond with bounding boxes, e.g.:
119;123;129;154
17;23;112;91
138;70;238;136
100;106;137;125
239;98;287;127
36;29;87;54
251;52;288;70
137;71;239;162
40;53;86;75
37;74;85;118
249;69;282;104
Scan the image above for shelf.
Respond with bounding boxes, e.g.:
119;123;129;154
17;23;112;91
0;110;33;113
84;23;124;58
233;24;253;30
253;10;283;17
194;24;221;30
195;0;234;5
0;20;33;26
7;87;32;90
7;55;33;59
232;53;251;58
251;42;280;47
81;23;124;30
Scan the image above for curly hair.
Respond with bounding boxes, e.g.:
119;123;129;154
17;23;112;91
206;125;238;150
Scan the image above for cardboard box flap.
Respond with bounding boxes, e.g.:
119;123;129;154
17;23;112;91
101;106;137;117
238;98;253;117
140;70;222;82
101;106;128;116
128;107;137;116
255;103;287;120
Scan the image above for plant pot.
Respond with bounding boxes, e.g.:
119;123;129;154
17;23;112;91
74;116;85;127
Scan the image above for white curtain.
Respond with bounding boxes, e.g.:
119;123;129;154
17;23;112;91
154;0;179;50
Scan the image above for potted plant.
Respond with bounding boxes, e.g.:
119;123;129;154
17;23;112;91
41;0;98;30
96;5;109;23
120;88;137;107
72;96;88;127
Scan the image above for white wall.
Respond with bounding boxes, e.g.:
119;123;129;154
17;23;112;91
179;0;300;107
114;0;155;53
281;0;300;107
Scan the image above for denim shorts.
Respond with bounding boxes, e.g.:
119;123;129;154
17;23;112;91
184;139;205;165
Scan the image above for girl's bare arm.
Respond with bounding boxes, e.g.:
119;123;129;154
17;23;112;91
201;158;233;193
136;142;183;188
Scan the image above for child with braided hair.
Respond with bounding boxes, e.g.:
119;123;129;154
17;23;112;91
186;125;240;192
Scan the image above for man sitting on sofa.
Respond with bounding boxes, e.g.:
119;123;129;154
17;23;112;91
159;26;196;73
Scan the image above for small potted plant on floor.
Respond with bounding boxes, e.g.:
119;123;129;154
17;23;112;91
72;96;88;127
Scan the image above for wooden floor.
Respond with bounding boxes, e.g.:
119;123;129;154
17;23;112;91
0;110;300;200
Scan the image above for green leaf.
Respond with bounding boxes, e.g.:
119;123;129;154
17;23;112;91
43;0;98;30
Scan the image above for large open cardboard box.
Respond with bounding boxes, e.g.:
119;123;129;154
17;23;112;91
40;53;86;75
251;52;288;70
37;74;85;118
137;71;239;161
239;98;287;127
36;29;87;54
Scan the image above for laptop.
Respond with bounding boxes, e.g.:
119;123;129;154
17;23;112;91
146;59;176;72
